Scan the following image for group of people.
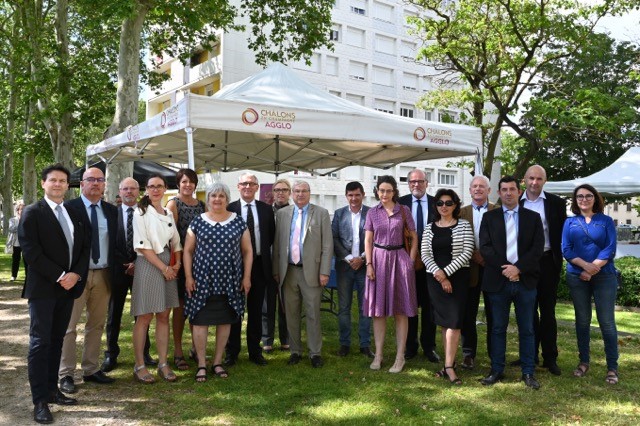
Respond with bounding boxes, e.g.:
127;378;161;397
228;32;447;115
17;163;620;424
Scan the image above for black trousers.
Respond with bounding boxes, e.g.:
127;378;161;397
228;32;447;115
11;246;28;279
406;268;437;354
461;281;482;358
227;256;268;358
533;252;561;363
28;296;74;404
262;279;288;346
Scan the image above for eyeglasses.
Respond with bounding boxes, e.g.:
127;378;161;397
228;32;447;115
147;185;165;190
239;182;258;187
408;180;426;185
377;189;394;194
293;189;310;194
84;177;106;183
273;188;290;193
436;200;455;207
119;186;138;191
576;194;594;200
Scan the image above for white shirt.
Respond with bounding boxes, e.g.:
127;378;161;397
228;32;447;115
242;201;261;256
345;208;362;261
411;195;429;228
471;202;488;248
521;191;550;251
44;196;74;240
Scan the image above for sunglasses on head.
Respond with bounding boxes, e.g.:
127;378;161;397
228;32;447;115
436;200;455;207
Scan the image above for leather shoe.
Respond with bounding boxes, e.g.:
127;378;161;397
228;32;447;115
144;354;158;366
101;356;117;372
404;350;417;360
311;355;324;368
480;371;505;386
425;350;440;363
34;401;53;424
49;389;78;406
288;353;302;365
543;361;562;376
83;370;115;384
249;354;268;366
223;355;238;367
360;347;375;359
522;374;541;390
59;375;76;394
337;345;350;357
461;356;475;370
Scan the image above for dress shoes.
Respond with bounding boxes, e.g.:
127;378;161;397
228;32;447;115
404;350;417;360
425;350;441;363
461;356;475;370
543;361;562;376
311;355;324;368
249;354;268;366
49;389;78;406
288;353;302;365
359;347;375;359
480;371;505;386
59;375;76;394
144;354;158;366
337;345;350;357
223;355;238;367
101;356;118;372
522;374;541;390
34;401;53;424
83;370;115;384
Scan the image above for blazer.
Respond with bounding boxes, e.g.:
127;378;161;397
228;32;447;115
19;198;91;299
459;202;498;286
114;204;138;278
479;207;544;291
228;199;276;277
399;193;437;226
331;204;370;262
519;191;567;270
272;204;333;288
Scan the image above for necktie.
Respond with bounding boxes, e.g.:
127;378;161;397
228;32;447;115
126;207;134;259
55;205;73;268
246;204;257;256
90;204;100;264
506;210;518;264
291;208;302;264
416;199;424;243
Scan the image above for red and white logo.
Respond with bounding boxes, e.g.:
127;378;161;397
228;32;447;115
242;108;259;125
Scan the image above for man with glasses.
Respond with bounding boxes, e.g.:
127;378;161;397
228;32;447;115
399;169;439;362
59;167;118;393
262;179;291;353
225;173;276;366
273;181;333;368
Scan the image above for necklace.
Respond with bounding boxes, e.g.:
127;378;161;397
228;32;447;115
438;218;456;227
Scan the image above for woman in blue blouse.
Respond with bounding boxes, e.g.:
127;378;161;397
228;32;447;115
561;184;619;385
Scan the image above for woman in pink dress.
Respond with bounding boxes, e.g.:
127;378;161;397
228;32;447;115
364;175;418;373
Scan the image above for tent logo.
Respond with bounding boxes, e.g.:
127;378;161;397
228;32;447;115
414;127;426;141
242;108;259;125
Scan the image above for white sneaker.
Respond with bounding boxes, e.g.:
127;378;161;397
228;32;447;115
10;277;16;281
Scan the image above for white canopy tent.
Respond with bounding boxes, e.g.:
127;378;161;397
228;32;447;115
86;63;481;174
544;147;640;196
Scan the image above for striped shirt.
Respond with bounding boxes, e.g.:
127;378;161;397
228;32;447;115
421;219;475;277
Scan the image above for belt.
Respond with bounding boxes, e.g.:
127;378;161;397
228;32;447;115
289;263;303;267
374;243;404;251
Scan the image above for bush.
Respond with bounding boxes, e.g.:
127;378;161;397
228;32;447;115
558;256;640;307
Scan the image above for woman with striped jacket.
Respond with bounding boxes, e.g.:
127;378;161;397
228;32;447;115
421;189;474;385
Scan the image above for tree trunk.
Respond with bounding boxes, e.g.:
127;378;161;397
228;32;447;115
23;99;38;204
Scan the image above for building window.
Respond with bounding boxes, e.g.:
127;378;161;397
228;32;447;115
423;110;432;121
374;34;395;55
329;90;341;97
400;106;414;118
627;219;632;225
326;56;339;76
190;50;209;68
402;72;418;91
438;171;456;186
373;1;394;22
330;24;341;42
401;41;417;59
374;99;394;114
627;202;632;212
346;93;365;105
348;61;367;81
438;109;459;123
346;27;366;48
292;53;321;73
351;1;366;16
614;203;619;211
372;66;393;87
404;9;419;28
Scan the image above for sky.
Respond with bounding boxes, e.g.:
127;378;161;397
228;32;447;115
596;8;640;42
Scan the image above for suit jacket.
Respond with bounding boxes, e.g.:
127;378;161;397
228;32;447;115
399;193;436;227
331;204;370;263
228;199;276;278
114;204;138;280
273;204;333;287
459;202;498;286
479;206;544;291
19;198;91;299
519;191;567;270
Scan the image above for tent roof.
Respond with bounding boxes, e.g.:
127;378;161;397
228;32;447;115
86;63;481;174
545;147;640;195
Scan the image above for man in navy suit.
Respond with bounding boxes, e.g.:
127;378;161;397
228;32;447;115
19;164;90;423
59;167;118;393
332;182;372;358
399;168;439;362
225;173;276;366
479;175;544;389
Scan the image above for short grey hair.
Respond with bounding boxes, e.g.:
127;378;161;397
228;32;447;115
292;180;310;192
206;182;230;203
238;172;259;184
407;168;428;182
469;175;490;188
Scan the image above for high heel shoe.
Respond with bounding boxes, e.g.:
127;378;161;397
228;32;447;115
389;357;405;373
370;354;383;370
443;365;462;385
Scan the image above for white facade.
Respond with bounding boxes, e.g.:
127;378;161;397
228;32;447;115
147;1;480;209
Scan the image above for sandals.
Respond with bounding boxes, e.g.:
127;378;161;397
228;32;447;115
195;366;208;383
189;348;199;364
437;365;462;385
212;364;229;378
605;370;619;385
157;363;178;382
133;365;156;384
573;363;589;377
173;355;189;371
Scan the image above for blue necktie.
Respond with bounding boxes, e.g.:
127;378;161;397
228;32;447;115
416;199;424;243
90;204;100;264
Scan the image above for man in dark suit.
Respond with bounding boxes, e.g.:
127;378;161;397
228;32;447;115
332;181;372;358
101;177;154;372
59;167;117;393
479;175;544;389
399;168;439;362
19;164;90;424
273;180;333;368
225;173;276;366
517;165;567;375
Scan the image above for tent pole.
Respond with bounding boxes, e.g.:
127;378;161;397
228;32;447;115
186;127;195;169
224;131;228;172
275;135;280;178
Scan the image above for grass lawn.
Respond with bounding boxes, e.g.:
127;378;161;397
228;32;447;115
1;235;639;425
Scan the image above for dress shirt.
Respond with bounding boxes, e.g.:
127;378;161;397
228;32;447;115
345;207;362;261
242;200;261;256
521;191;550;251
44;196;74;239
471;201;488;248
412;195;429;228
502;205;520;234
289;204;309;263
121;204;135;241
80;194;109;269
